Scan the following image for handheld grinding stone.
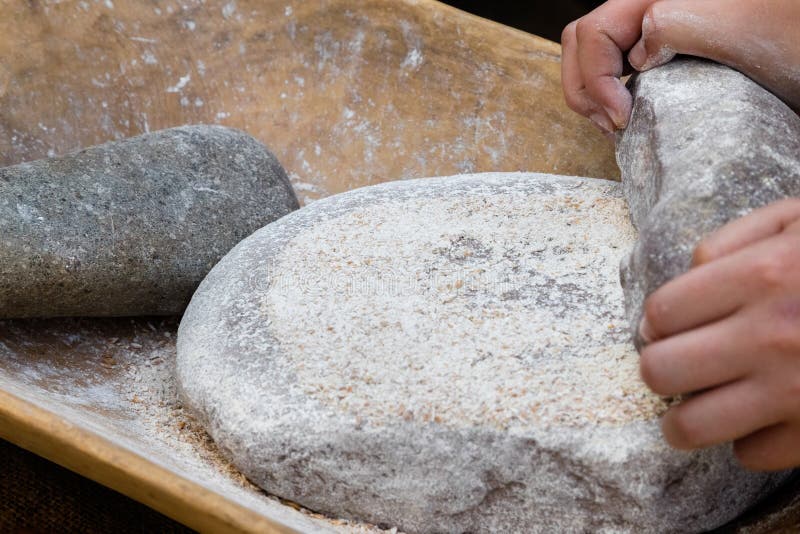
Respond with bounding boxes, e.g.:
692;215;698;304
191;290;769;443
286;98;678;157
618;58;800;345
0;125;298;318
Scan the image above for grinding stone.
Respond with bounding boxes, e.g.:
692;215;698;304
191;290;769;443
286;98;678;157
0;125;299;318
618;59;800;344
177;172;785;533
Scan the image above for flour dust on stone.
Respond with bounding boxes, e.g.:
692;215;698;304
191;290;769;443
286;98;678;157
178;173;781;533
266;189;665;429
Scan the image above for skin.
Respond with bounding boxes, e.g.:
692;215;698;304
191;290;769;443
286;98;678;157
561;0;800;134
562;1;800;471
639;200;800;471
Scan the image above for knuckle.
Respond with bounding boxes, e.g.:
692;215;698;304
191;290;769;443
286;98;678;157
761;299;800;351
763;327;795;354
751;254;789;290
561;88;592;117
642;1;667;40
784;374;800;402
561;20;578;45
562;89;582;113
574;18;595;43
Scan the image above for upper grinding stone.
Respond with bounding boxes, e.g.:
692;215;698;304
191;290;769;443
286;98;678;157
177;172;785;533
618;59;800;344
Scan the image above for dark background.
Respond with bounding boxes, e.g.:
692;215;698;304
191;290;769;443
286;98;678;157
1;2;603;532
443;0;604;42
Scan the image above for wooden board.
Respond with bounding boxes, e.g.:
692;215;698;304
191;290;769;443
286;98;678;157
0;0;618;205
0;317;363;533
1;0;797;532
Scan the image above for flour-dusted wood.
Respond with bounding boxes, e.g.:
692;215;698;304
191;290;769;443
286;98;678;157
0;0;617;204
177;172;784;533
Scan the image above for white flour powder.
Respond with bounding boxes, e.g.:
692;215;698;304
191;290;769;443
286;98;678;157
266;188;668;429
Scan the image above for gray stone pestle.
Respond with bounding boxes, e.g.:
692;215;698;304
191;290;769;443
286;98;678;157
617;58;800;347
0;125;298;318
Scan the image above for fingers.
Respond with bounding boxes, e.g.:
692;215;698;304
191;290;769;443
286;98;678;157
651;295;800;456
575;19;633;129
561;22;615;134
561;0;655;131
693;199;800;266
627;0;716;71
560;22;587;115
627;0;755;72
662;379;783;450
566;0;800;126
734;423;800;472
627;0;800;110
640;313;754;396
640;231;800;342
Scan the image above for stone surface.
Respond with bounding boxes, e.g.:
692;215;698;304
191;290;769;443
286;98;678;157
177;172;786;533
0;125;298;318
617;59;800;344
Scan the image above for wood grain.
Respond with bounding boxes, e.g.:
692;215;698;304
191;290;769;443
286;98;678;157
0;387;297;534
0;0;617;205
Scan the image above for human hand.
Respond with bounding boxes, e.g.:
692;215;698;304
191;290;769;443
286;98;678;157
562;0;800;135
639;199;800;471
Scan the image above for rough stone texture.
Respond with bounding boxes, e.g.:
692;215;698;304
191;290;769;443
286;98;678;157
0;125;298;318
617;59;800;344
177;172;786;533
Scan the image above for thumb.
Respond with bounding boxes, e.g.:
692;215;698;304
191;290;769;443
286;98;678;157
627;1;719;71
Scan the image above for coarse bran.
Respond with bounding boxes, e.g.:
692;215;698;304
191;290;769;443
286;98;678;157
267;190;668;429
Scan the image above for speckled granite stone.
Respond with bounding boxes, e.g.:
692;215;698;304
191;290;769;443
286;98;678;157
617;59;800;345
177;172;785;533
0;125;298;318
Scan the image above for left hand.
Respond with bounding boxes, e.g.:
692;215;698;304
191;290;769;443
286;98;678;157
639;199;800;471
561;0;800;135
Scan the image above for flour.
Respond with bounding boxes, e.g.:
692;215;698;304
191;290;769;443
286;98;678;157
267;188;666;429
0;316;394;533
178;173;780;532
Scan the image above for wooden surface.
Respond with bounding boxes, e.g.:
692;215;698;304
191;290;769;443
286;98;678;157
0;385;292;534
1;0;796;532
0;0;618;205
0;439;192;533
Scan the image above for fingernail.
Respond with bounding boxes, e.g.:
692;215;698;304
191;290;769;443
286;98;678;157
604;79;632;130
603;105;628;131
589;112;614;134
641;46;677;71
639;316;655;344
628;40;647;71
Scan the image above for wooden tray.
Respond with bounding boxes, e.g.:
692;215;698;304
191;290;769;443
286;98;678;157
1;1;796;532
0;0;617;202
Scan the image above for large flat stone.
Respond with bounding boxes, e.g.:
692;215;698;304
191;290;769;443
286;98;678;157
617;59;800;344
0;125;298;318
177;172;785;533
